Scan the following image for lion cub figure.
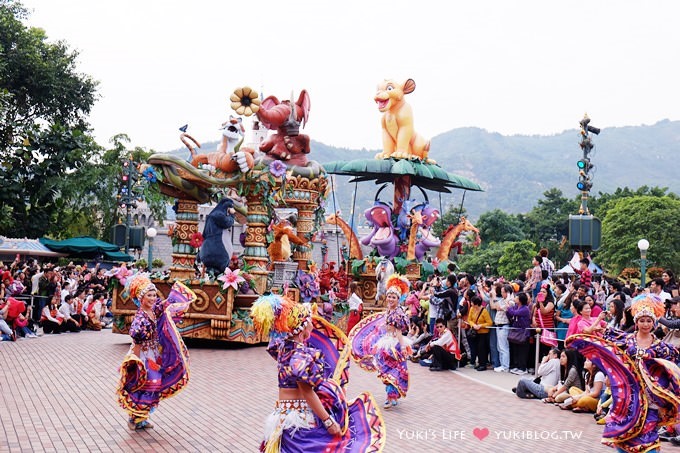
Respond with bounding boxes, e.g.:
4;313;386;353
374;78;431;162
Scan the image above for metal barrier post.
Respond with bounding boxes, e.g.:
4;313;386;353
534;332;540;376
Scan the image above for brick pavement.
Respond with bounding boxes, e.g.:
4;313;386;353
0;332;611;453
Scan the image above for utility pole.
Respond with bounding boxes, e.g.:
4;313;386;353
569;114;602;252
117;157;139;254
577;114;599;214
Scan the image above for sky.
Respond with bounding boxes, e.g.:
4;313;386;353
20;0;680;153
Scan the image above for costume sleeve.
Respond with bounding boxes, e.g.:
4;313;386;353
129;314;151;345
289;348;324;389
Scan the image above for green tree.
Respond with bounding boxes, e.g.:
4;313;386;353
521;188;577;267
497;240;537;280
597;196;680;275
0;0;99;238
432;205;467;238
476;209;525;245
590;186;678;220
457;241;508;277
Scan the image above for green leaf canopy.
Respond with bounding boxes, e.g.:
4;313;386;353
324;159;483;193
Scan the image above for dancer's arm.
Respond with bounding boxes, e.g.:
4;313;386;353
297;382;340;436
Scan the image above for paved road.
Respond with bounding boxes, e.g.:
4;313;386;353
0;331;611;452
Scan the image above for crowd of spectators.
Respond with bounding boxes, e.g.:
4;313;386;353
0;256;114;341
392;248;680;443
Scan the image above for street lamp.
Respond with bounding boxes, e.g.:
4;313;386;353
485;264;491;277
637;238;649;288
147;227;157;272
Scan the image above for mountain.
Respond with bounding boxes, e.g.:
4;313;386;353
163;120;680;220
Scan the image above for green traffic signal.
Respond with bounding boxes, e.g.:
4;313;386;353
577;159;592;172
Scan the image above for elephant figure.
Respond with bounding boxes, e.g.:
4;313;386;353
198;198;236;274
256;90;311;167
360;202;399;258
414;203;441;261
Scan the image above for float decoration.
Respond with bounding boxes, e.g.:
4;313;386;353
112;85;329;343
324;78;483;307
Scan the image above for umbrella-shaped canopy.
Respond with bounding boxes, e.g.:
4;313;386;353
40;237;134;262
324;159;483;193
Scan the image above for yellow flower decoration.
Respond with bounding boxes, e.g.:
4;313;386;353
230;86;261;116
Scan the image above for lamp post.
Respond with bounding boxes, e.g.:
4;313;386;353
485;264;491;277
147;227;157;272
637;238;649;288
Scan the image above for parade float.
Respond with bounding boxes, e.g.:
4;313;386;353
324;78;483;310
112;87;330;342
111;78;483;341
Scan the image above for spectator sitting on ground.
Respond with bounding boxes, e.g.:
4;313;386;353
421;318;461;371
85;292;105;331
58;295;81;333
513;347;561;399
558;357;605;413
543;348;584;404
594;375;612;425
14;310;37;338
40;295;64;334
407;319;431;361
0;298;16;341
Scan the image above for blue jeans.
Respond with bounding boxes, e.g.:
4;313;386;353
515;377;548;399
496;325;510;369
488;327;500;368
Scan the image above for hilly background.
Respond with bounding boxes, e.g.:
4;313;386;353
166;119;680;220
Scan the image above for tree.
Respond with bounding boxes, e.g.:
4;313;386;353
521;188;577;267
590;186;678;220
0;0;99;238
497;240;537;280
475;209;525;245
597;196;680;275
432;204;467;238
457;241;508;277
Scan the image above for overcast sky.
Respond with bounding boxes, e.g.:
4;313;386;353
21;0;680;153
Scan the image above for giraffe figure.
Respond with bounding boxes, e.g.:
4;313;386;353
325;212;364;260
436;216;481;261
406;210;423;261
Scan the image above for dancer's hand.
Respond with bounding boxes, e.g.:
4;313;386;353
327;420;341;436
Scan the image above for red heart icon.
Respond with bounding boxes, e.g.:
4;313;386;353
473;427;490;441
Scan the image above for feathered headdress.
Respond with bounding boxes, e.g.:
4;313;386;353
631;294;665;323
251;294;311;338
126;273;156;306
385;274;410;298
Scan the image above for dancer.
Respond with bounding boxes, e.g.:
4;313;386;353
350;274;411;408
251;294;385;453
567;294;680;452
117;274;196;430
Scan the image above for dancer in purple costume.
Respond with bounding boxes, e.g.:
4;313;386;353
350;274;411;409
117;275;196;430
567;295;680;453
251;294;385;453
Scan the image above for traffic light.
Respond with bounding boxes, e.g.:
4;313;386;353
576;179;592;191
577;159;592;172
